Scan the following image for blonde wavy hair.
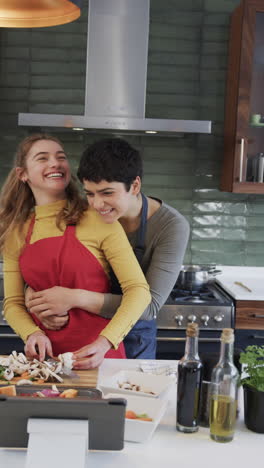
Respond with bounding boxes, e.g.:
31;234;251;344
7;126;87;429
0;133;87;253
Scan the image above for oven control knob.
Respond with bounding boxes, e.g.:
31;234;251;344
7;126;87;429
188;314;197;323
214;314;224;322
175;315;183;326
201;314;210;326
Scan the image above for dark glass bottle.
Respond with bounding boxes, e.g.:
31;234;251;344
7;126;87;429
176;323;203;433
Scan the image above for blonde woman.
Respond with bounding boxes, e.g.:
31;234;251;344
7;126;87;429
0;134;150;368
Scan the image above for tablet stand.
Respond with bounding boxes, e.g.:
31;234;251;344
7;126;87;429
26;418;89;468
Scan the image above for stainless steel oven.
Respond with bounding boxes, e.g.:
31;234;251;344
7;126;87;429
156;282;235;360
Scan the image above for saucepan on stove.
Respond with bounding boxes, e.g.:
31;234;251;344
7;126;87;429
176;265;222;292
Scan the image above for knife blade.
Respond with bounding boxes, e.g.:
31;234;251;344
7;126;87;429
47;358;80;380
234;281;252;292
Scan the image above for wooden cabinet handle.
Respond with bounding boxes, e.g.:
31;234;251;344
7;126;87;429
250;314;264;318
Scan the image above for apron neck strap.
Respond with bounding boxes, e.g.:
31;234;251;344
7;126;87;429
134;192;148;263
25;216;35;245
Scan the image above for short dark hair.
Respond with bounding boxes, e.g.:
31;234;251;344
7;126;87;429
77;138;143;191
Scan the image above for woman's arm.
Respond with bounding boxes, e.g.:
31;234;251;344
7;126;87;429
100;209;190;320
27;209;189;326
75;216;151;352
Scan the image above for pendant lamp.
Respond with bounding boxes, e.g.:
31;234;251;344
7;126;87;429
0;0;82;28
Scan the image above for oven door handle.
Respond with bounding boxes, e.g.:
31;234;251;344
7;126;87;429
250;335;264;340
0;333;19;338
156;337;221;343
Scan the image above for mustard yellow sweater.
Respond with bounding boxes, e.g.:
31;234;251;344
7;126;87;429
3;200;151;349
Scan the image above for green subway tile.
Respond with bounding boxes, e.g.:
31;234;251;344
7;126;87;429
0;88;28;101
245;256;264;266
29;89;84;104
31;47;86;62
201;55;228;69
143;174;194;188
1;47;30;59
192;251;245;265
149;38;200;54
31;75;85;90
149;24;200;40
142;186;193;200
204;13;233;26
146;94;199;107
246;230;264;242
30;62;85;76
202;42;228;55
146;106;198;120
247;202;264;214
0;73;29;87
151;0;204;14
193;201;248;215
148;52;200;66
1;59;29;73
28;103;84;114
192;227;246;241
204;0;240;13
144;160;194;174
193;215;246;227
148;65;200;81
147;80;199;95
247;216;264;228
30;32;86;49
202;26;229;41
0;30;31;46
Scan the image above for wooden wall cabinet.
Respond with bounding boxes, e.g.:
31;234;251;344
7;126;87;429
221;0;264;193
235;300;264;329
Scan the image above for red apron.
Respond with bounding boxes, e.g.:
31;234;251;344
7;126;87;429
19;218;126;358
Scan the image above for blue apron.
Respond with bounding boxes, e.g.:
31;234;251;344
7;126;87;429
109;193;156;359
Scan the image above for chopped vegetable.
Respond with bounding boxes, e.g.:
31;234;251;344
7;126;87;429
125;410;153;421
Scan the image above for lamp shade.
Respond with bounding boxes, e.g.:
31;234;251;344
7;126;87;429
0;0;82;28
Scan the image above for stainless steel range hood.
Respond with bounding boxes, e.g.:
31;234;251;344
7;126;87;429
18;0;211;135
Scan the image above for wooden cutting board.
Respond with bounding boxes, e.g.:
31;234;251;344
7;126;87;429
36;368;99;388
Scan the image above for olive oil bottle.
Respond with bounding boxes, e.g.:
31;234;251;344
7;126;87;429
209;329;238;443
176;323;203;433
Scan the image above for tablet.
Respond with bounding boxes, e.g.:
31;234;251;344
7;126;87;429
0;385;126;450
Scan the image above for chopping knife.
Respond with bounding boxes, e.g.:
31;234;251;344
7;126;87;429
47;358;80;379
234;281;252;293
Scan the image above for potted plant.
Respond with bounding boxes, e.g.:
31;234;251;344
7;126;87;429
239;345;264;433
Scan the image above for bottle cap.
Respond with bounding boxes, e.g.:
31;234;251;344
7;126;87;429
221;328;234;343
186;322;199;337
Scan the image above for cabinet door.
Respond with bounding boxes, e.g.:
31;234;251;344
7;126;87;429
221;0;264;193
235;300;264;329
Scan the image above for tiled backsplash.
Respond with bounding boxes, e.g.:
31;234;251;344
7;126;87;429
1;0;264;266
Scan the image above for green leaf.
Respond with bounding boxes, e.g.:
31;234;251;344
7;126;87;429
240;345;264;392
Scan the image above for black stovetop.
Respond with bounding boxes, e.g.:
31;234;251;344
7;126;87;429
165;281;233;307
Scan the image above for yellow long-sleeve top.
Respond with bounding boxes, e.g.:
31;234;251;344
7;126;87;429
3;200;151;349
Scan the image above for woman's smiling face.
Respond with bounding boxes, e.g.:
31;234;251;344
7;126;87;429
21;139;71;204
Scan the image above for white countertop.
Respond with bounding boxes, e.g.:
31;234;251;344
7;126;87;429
215;265;264;300
0;358;263;468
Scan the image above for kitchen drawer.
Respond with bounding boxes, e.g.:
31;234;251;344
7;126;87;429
235;329;264;350
235;300;264;329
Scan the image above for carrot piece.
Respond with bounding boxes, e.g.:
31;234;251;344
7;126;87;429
59;389;78;398
137;417;153;421
125;410;137;419
20;372;30;379
35;379;45;384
